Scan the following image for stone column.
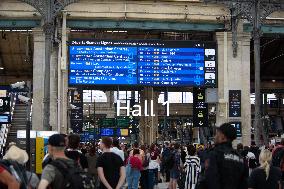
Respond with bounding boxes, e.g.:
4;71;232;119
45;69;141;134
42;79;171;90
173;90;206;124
139;87;159;144
32;28;45;131
215;29;251;146
49;46;59;131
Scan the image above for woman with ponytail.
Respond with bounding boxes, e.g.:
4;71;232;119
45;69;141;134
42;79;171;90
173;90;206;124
248;149;282;189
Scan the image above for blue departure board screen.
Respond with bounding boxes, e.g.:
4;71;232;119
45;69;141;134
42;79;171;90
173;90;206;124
69;40;217;87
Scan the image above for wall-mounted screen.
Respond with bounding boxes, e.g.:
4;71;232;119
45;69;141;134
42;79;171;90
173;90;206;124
69;40;217;87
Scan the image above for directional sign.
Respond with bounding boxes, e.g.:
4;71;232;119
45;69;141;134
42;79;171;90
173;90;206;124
117;117;130;127
193;88;208;127
230;122;242;137
0;97;10;113
99;118;115;127
0;114;11;124
70;88;83;133
229;90;241;117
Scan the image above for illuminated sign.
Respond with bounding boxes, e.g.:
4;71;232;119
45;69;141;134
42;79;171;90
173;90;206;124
69;40;217;87
193;87;208;127
229;90;241;117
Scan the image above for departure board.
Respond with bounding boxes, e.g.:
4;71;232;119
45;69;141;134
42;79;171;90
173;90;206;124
69;40;217;87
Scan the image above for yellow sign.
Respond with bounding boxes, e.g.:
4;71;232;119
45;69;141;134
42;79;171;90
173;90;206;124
36;137;45;174
120;129;129;136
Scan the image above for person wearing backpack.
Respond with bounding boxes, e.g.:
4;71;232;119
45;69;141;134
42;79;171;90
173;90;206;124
0;165;20;189
200;123;248;189
38;134;96;189
2;144;39;189
168;143;181;189
161;142;171;182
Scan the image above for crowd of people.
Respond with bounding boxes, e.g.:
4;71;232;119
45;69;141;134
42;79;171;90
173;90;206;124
1;122;284;189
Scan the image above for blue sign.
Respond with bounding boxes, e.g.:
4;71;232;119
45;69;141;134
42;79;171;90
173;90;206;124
69;40;217;87
100;128;114;136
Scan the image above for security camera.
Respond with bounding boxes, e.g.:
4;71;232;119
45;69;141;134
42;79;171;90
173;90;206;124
18;95;30;104
70;104;80;110
11;81;25;89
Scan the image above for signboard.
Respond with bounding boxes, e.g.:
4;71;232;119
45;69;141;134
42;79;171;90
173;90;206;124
0;114;11;124
100;128;114;136
230;122;242;137
117;117;130;127
70;88;83;133
17;130;37;139
0;97;10;113
229;90;241;117
35;137;44;174
0;97;11;124
69;40;217;87
117;129;129;137
193;88;208;127
99;118;115;127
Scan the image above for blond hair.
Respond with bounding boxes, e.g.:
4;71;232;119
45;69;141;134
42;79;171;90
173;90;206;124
259;149;272;180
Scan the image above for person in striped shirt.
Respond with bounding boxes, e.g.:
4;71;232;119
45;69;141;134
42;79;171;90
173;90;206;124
184;144;201;189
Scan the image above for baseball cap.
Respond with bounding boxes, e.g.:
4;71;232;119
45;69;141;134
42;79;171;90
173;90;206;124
217;123;237;141
48;134;66;147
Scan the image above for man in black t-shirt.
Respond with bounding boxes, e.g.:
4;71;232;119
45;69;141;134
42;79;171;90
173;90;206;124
97;137;126;189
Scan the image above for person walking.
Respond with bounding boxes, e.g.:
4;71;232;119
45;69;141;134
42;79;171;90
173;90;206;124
168;143;181;189
96;137;126;189
148;144;161;189
111;138;125;161
86;144;99;187
201;123;248;189
126;149;143;189
248;149;282;189
184;145;201;189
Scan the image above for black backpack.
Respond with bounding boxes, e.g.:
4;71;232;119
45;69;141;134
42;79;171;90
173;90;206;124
50;159;96;189
0;160;29;189
272;147;284;168
164;152;176;170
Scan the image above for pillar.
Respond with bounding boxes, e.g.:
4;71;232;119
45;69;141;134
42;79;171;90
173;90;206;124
216;28;251;146
32;28;45;131
50;46;59;131
139;87;159;144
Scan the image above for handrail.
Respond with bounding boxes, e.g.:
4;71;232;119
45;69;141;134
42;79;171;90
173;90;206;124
0;93;17;155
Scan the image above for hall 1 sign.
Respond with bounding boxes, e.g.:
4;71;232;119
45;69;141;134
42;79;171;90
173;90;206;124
193;88;208;127
229;90;241;117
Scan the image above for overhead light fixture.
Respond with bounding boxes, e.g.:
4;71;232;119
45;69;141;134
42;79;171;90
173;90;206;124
0;67;4;70
272;80;276;83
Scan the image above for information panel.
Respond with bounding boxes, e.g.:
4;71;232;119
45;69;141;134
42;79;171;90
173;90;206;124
229;90;241;117
69;40;217;87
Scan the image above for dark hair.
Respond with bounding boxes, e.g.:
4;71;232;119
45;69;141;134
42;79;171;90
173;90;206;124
217;123;237;141
133;149;140;156
237;143;244;150
113;138;120;147
68;134;80;149
133;142;139;148
150;144;156;151
174;143;180;150
187;145;196;156
102;137;113;149
165;142;169;147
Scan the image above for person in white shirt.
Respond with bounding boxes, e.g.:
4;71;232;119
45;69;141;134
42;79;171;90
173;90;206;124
111;138;125;161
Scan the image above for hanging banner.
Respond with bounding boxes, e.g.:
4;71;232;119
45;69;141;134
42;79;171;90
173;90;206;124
193;88;208;127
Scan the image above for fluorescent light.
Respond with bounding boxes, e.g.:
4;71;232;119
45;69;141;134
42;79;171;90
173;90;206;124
0;67;4;70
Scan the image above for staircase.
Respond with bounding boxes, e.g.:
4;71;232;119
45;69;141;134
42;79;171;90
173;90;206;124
6;103;28;145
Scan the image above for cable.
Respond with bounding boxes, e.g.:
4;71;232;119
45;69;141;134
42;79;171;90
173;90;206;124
262;52;284;64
